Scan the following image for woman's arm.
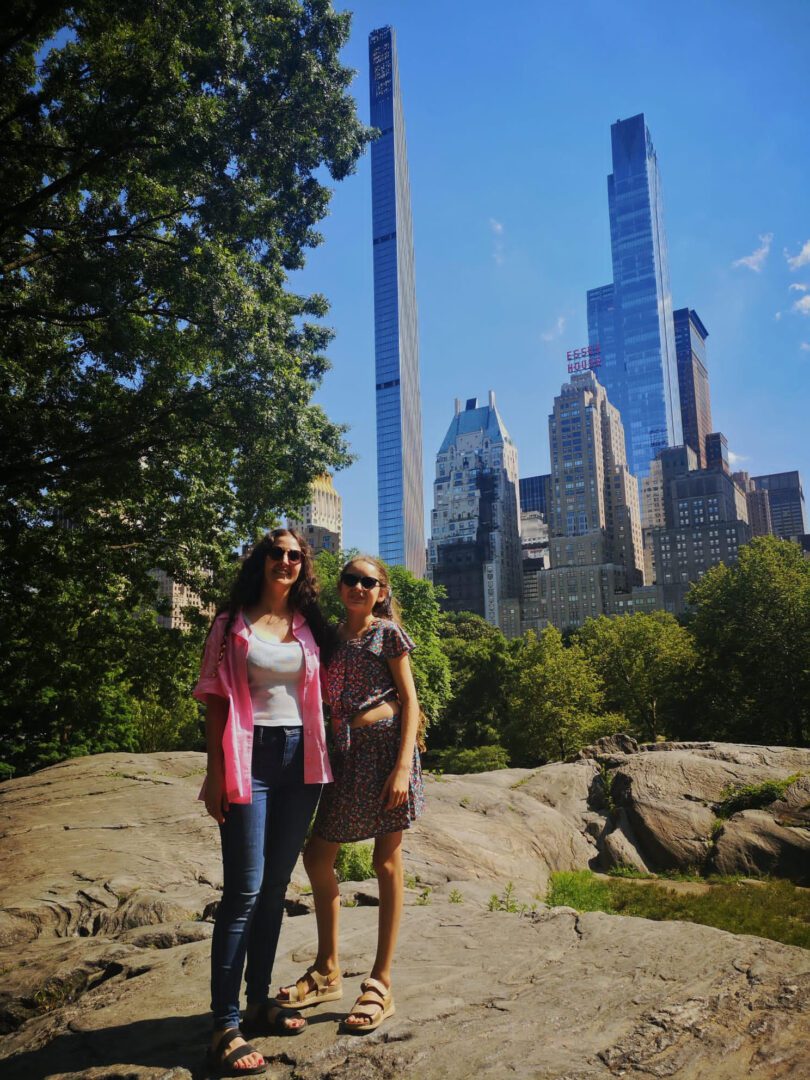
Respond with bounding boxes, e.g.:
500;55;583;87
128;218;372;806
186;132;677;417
380;652;419;811
204;694;229;823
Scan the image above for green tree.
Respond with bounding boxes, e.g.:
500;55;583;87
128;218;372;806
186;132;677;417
0;1;371;775
686;537;810;746
313;550;452;731
502;627;623;764
429;611;511;753
575;611;697;741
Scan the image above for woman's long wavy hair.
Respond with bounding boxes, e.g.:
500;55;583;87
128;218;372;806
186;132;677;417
207;528;334;662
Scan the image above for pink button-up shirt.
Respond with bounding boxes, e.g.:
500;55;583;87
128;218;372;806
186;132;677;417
193;610;333;803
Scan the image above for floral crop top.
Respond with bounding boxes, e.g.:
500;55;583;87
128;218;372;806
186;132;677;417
325;619;415;751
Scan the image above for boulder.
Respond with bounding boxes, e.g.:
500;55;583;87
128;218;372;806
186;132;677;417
2;749;810;1078
710;810;810;882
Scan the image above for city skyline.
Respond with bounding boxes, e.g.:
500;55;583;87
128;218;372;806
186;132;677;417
293;1;810;556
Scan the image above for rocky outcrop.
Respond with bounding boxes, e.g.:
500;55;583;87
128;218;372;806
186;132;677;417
1;746;809;1079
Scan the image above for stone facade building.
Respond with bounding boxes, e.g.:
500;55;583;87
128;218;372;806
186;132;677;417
428;393;522;635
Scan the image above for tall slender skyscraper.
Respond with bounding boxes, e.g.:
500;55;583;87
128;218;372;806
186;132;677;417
587;114;681;480
369;26;425;576
674;308;712;469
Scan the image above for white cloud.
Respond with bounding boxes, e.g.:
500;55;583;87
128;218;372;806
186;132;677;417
541;315;566;342
785;240;810;271
775;311;783;321
489;218;505;265
800;342;810;353
789;282;809;292
728;451;748;468
732;233;773;272
793;295;810;316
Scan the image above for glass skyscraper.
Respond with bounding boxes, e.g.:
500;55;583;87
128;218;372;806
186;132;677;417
587;114;682;481
369;26;425;576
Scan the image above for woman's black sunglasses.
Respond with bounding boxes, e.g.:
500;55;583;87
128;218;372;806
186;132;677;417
341;571;380;589
268;545;302;563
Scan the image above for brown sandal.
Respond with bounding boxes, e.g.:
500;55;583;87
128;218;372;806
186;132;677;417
340;977;395;1034
275;965;343;1009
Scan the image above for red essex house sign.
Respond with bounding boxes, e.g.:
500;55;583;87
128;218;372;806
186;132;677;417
567;343;602;374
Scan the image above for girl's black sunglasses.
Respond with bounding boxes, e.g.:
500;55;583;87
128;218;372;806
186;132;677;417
341;571;380;589
268;545;302;563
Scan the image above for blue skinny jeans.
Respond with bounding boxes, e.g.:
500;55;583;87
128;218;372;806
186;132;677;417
210;725;322;1031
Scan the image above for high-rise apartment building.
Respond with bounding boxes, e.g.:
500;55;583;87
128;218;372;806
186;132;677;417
751;472;808;540
673;309;712;469
649;446;752;614
519;474;551;519
287;473;343;554
587;113;681;480
369;26;425;576
428;394;522;634
733;472;773;538
531;371;647;631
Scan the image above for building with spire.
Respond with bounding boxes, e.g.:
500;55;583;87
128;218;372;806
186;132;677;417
428;393;522;635
587;113;681;481
369;26;425;576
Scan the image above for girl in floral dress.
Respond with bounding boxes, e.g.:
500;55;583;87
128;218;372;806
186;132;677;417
275;555;424;1033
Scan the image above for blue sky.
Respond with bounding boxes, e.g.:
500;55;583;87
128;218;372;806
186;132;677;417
293;0;810;553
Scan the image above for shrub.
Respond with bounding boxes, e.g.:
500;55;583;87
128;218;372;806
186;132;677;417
426;744;509;774
335;842;374;882
716;775;804;818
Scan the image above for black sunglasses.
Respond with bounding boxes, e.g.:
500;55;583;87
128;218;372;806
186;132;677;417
341;571;381;589
268;545;302;563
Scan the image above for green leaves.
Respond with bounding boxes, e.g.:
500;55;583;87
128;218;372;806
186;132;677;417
687;536;810;746
0;2;371;775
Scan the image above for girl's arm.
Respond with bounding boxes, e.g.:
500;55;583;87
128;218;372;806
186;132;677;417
204;694;230;823
380;652;419;810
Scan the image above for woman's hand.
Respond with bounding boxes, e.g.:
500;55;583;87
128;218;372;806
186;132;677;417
204;767;229;824
381;763;410;811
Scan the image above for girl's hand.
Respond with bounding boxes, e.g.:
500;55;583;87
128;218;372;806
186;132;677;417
381;763;410;810
204;769;229;824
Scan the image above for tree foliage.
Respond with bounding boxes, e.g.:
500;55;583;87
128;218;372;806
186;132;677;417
0;1;371;775
502;626;624;764
429;611;511;753
575;611;697;741
686;537;810;746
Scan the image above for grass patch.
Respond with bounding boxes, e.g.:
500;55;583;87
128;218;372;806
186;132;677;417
335;842;374;883
716;774;804;818
546;870;810;949
448;888;464;903
606;865;653;880
547;871;616;912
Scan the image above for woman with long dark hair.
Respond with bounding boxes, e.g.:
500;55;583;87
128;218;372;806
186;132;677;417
193;529;333;1077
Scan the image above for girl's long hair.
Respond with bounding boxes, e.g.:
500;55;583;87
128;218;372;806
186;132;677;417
208;528;334;660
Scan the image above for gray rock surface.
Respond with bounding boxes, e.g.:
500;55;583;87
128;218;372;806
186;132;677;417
1;748;809;1079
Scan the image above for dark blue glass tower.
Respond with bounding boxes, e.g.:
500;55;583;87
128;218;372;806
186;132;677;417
588;114;681;480
369;26;425;575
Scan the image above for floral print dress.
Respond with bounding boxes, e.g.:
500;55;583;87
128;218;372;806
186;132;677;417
312;619;425;844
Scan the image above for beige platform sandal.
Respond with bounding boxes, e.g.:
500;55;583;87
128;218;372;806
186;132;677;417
340;977;395;1034
275;965;343;1009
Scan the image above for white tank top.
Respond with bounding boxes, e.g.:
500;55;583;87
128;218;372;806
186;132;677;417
245;621;304;727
